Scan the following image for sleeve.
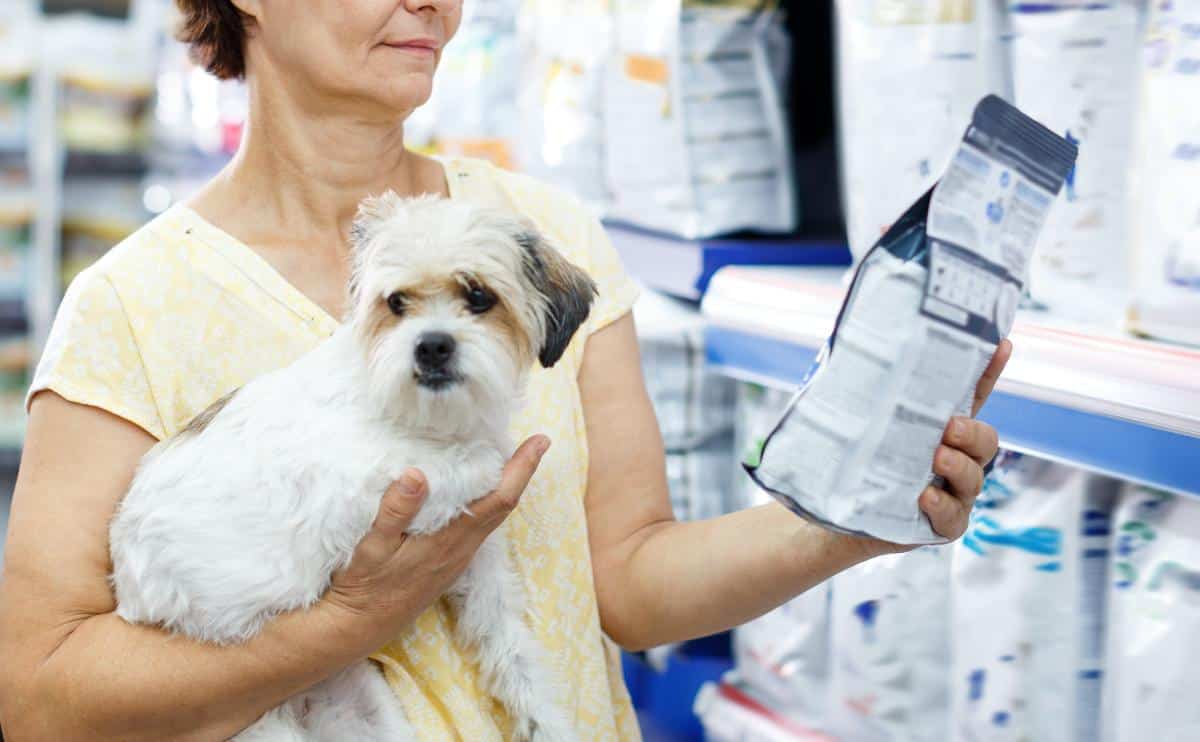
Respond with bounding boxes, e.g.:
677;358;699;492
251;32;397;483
26;268;166;439
581;214;641;336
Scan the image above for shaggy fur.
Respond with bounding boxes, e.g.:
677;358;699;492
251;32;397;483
109;194;597;741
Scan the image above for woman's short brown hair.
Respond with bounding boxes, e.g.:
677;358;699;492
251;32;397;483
175;1;249;80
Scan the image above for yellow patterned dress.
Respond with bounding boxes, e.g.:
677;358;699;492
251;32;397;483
27;157;643;740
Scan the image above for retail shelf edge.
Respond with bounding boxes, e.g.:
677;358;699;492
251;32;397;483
700;266;1200;499
605;223;852;301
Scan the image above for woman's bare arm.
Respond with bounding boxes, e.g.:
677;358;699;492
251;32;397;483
582;315;1004;651
0;392;546;741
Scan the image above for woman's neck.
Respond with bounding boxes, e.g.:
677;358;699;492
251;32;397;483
188;76;447;251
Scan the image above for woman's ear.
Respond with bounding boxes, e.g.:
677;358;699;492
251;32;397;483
517;230;598;368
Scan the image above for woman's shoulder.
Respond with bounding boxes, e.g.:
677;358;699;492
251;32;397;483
443;157;603;252
75;205;206;294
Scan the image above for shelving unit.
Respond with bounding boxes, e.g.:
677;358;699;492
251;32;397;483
701;265;1200;498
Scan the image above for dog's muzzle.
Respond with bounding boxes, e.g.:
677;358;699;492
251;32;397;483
414;331;461;390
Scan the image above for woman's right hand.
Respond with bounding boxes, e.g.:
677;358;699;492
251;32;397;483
324;434;551;641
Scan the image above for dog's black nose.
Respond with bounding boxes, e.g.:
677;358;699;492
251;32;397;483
415;332;456;371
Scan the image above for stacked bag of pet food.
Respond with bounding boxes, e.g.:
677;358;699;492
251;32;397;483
603;0;794;237
1127;0;1200;346
1006;0;1143;320
633;290;739;523
835;0;1009;263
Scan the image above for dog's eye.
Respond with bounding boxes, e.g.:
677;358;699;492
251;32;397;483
465;285;497;314
386;292;407;316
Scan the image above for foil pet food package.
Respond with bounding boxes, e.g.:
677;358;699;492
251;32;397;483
1127;0;1200;347
950;451;1119;742
695;681;835;742
1007;0;1144;319
836;0;1009;262
603;0;795;238
1102;485;1200;742
746;95;1077;545
829;545;953;742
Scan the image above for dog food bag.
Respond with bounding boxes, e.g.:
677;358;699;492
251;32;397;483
829;545;953;742
1102;485;1200;742
1127;0;1200;346
603;0;795;238
745;95;1077;545
836;0;1009;262
1007;1;1144;319
695;681;835;741
950;451;1119;742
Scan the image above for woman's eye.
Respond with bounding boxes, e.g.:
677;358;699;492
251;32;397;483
466;286;497;314
387;292;406;316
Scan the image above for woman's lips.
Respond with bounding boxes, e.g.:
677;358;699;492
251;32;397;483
382;38;440;58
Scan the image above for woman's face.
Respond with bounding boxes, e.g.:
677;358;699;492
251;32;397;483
242;0;463;116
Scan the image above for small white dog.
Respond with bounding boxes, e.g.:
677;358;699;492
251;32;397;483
109;193;596;741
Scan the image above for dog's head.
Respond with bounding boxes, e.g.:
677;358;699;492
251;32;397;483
346;192;597;432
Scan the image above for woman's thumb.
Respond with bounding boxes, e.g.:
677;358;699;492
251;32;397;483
370;469;428;543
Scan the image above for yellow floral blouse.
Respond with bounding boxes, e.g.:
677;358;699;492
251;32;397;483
27;157;643;740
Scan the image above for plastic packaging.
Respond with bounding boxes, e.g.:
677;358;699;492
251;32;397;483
1126;0;1200;346
517;0;613;212
603;0;795;238
1102;485;1200;742
829;545;953;742
835;0;1008;262
747;95;1077;545
696;681;835;742
1007;1;1143;319
950;451;1119;742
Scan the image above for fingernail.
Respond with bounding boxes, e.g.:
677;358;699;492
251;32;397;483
399;471;422;496
537;436;551;455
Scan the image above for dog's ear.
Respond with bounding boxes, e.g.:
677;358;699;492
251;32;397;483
517;228;598;368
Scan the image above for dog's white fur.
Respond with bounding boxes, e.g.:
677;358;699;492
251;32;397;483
109;194;596;741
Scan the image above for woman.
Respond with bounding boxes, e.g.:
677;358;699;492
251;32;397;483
0;1;1006;739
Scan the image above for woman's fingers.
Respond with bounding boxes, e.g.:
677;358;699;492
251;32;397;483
351;469;428;568
919;485;970;540
943;417;1000;467
924;445;986;539
464;435;552;526
972;339;1013;416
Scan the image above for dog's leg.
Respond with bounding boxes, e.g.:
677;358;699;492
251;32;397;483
448;529;574;742
297;660;416;742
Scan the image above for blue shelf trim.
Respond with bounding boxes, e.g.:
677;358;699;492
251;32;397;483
704;325;1200;496
696;239;850;296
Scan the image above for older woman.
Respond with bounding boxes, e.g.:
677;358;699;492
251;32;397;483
0;1;1006;739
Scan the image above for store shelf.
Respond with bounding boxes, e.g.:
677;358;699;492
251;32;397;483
701;266;1200;498
606;223;851;301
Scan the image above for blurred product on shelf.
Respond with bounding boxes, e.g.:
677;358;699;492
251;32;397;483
695;681;836;741
1127;0;1200;347
0;168;33;316
1103;484;1200;742
152;26;246;165
835;0;1006;262
51;16;156;157
59;177;147;288
731;382;791;511
0;5;34;154
1008;1;1143;320
636;289;737;450
829;545;952;742
411;0;521;169
517;0;613;212
634;289;740;521
950;451;1120;742
0;325;29;448
604;0;795;238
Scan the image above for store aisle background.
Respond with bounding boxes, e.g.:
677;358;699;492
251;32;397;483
2;1;1200;741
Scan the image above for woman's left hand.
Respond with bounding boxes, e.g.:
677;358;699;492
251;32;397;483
916;339;1012;542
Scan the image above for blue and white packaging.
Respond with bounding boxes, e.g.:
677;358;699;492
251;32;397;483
829;545;953;742
1007;1;1144;319
1102;485;1200;742
950;451;1119;742
836;0;1009;263
1127;0;1200;346
746;95;1077;545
